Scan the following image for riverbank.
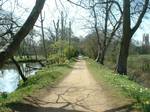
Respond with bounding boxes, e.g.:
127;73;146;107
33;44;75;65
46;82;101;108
0;60;75;112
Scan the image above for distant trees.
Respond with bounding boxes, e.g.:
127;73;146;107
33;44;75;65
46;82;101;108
69;0;150;75
47;11;79;63
80;33;98;59
0;0;149;76
68;0;122;65
49;38;79;64
18;30;39;60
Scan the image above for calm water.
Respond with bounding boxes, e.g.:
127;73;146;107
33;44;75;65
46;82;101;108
0;63;41;93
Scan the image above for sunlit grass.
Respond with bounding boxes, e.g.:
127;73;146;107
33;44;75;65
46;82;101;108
87;59;150;112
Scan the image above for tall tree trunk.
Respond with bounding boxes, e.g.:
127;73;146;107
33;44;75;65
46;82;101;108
117;0;131;74
100;47;106;65
33;45;38;61
0;0;46;68
60;11;64;59
40;12;47;60
100;0;109;65
68;21;71;59
117;35;131;74
96;48;101;62
116;0;149;74
92;7;102;63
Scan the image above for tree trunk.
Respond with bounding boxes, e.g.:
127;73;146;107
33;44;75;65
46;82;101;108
92;6;102;63
33;44;38;60
100;0;109;65
117;35;131;74
116;0;149;74
100;47;106;65
116;0;131;74
68;21;71;59
0;0;46;68
40;12;48;60
96;47;101;63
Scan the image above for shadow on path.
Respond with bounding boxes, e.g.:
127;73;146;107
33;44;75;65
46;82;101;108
7;98;134;112
8;102;85;112
7;92;91;112
104;103;135;112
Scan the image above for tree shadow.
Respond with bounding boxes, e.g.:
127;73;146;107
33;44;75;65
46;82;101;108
7;87;95;112
7;102;85;112
103;103;135;112
7;102;136;112
56;64;74;69
6;86;135;112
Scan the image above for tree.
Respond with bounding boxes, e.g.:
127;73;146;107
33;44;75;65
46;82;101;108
40;12;48;60
93;0;122;64
67;0;122;65
0;0;46;68
0;5;28;82
80;32;98;59
116;0;149;74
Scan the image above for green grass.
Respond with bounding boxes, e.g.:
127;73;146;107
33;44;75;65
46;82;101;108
128;55;150;73
106;54;150;87
87;59;150;112
0;61;75;112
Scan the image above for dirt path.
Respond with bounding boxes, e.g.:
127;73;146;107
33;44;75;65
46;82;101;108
12;60;133;112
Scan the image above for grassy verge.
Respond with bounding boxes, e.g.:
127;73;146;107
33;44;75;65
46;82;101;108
86;59;150;112
0;60;75;112
106;54;150;87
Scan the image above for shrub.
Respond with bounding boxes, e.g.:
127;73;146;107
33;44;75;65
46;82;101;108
64;46;79;59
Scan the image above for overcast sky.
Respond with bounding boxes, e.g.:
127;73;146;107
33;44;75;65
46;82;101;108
2;0;150;42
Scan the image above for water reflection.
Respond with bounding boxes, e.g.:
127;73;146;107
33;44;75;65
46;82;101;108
0;69;19;93
0;63;41;93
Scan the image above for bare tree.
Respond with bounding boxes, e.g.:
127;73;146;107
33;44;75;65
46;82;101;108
117;0;149;74
53;19;60;41
68;21;72;59
0;5;28;81
89;0;122;64
0;0;46;68
40;12;48;60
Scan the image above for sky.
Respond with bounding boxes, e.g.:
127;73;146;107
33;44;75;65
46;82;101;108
1;0;150;42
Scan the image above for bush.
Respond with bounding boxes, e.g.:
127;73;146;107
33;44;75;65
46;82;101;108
142;102;150;112
140;58;150;72
48;54;60;64
0;92;8;99
128;55;150;73
48;40;79;64
64;46;79;59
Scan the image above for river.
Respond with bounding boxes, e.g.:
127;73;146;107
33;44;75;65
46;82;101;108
0;63;41;93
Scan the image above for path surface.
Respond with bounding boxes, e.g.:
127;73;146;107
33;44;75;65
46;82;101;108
12;60;133;112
